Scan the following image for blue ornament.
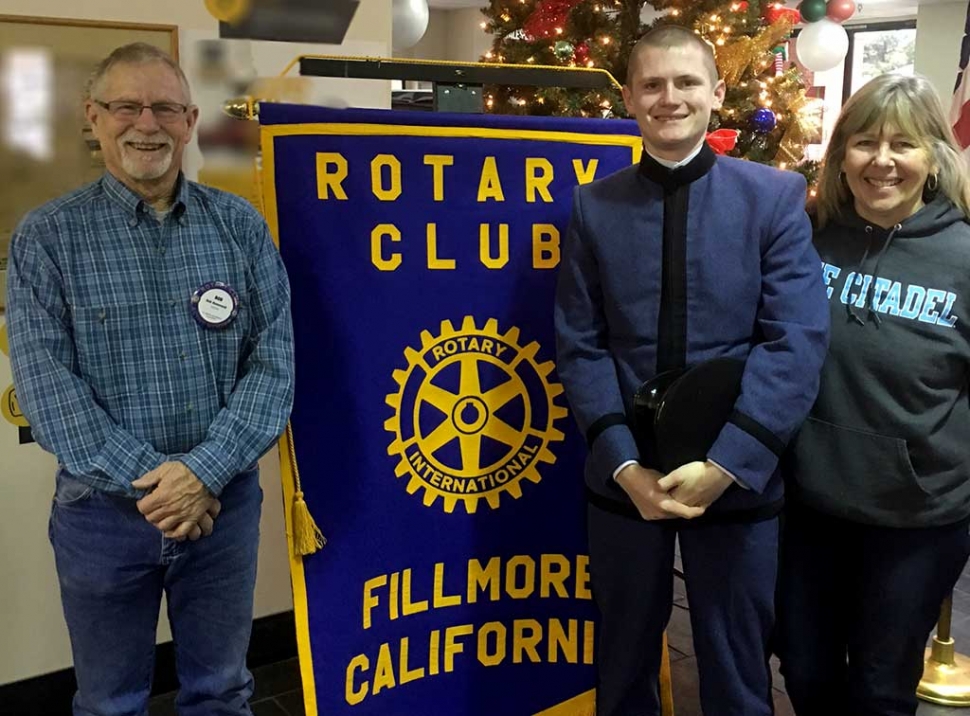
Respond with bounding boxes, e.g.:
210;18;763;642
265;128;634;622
750;108;777;133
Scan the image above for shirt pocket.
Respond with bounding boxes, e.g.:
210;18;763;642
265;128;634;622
192;302;253;395
70;302;155;402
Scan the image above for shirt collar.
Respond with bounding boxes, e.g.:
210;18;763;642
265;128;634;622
646;139;706;170
638;141;717;191
101;171;190;225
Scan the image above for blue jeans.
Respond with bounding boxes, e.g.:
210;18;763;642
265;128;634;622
49;468;262;716
776;503;970;716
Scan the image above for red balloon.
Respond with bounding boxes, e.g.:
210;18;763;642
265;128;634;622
826;0;856;22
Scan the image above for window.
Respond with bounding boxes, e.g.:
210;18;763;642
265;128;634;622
847;26;917;98
792;20;916;159
1;48;53;161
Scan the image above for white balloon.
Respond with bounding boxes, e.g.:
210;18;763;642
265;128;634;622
392;0;430;51
796;18;849;72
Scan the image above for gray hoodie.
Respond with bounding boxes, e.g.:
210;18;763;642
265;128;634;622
787;195;970;527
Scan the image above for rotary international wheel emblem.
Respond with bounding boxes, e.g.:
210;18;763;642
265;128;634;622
385;317;568;513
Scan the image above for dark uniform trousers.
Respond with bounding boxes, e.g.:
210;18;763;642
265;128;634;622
588;503;779;716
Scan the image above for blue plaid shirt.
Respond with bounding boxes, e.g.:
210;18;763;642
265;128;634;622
6;172;295;497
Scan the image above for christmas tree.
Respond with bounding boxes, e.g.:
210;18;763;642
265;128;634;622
480;0;819;181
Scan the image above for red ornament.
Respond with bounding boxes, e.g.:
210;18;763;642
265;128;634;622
826;0;856;22
574;41;590;63
706;129;740;155
523;0;584;39
764;2;802;24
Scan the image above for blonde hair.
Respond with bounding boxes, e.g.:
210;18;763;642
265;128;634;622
87;43;191;102
626;25;719;86
815;73;970;228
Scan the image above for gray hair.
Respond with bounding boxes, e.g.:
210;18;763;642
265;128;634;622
87;42;191;102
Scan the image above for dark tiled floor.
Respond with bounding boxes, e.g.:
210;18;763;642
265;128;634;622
660;555;970;716
148;659;304;716
149;558;970;715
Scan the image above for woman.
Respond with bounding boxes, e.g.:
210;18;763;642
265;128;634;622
777;73;970;716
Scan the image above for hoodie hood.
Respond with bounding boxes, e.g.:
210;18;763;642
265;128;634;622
833;194;967;238
830;196;969;328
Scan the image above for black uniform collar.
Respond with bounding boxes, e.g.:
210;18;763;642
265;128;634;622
638;142;717;191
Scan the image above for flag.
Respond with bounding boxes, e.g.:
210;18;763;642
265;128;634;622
260;103;643;716
951;1;970;152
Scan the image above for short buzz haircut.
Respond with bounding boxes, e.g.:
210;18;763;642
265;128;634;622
87;42;191;102
625;25;720;86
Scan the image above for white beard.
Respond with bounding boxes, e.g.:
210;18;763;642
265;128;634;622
117;131;174;180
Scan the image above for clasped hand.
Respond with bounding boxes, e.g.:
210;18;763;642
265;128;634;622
615;461;732;521
132;462;221;542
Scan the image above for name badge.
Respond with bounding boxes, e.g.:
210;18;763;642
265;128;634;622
191;281;239;330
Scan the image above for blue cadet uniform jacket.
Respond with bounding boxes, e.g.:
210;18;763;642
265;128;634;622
554;144;830;520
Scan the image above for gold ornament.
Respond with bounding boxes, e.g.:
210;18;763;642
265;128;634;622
776;90;817;165
777;120;806;165
714;17;793;85
222;96;256;120
205;0;251;24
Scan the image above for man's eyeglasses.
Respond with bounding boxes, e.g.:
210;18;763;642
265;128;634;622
94;100;189;122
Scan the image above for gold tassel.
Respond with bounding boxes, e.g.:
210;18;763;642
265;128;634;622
286;423;327;556
292;489;326;555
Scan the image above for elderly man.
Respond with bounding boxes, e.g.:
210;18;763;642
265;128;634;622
6;43;294;715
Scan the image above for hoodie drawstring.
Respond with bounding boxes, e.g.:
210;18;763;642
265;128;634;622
845;226;874;326
846;223;901;328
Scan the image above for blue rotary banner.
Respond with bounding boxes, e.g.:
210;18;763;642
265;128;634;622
260;104;641;716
